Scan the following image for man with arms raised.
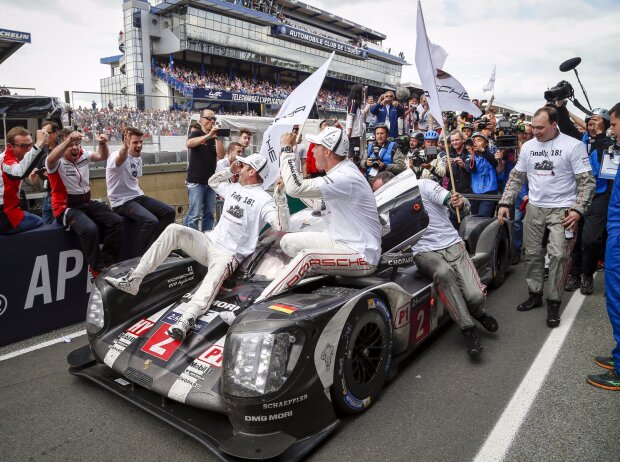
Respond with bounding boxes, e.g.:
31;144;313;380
498;107;594;328
106;154;290;341
257;127;381;300
107;127;175;254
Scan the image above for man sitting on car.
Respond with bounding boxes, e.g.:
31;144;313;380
106;154;290;341
256;127;382;301
372;174;499;358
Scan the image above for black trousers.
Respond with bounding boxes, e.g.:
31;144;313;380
60;201;123;271
570;191;610;276
114;195;175;254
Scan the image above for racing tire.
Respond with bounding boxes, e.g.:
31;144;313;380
331;294;393;415
490;225;510;288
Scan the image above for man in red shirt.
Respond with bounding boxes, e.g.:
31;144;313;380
0;127;49;234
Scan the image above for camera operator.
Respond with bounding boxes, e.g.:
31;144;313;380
369;91;405;138
359;124;406;184
497;106;594;329
465;132;498;217
565;108;613;295
406;131;426;178
419;130;447;184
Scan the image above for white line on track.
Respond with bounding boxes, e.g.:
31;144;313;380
473;288;589;462
0;330;86;362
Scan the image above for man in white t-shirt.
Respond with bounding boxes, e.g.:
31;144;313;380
106;154;290;340
257;127;382;301
106;128;175;255
215;141;244;174
498;106;595;328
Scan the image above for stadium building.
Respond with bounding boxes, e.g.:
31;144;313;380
100;0;406;114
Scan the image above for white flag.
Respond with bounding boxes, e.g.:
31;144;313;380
415;1;481;122
259;53;334;188
483;65;496;93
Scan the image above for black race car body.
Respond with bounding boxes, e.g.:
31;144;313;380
69;170;512;461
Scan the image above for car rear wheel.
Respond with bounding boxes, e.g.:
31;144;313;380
490;225;510;288
331;295;393;415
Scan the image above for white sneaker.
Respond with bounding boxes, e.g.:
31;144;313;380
219;311;236;325
105;269;142;295
167;315;196;341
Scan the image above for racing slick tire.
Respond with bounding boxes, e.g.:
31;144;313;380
331;294;393;415
490;225;510;288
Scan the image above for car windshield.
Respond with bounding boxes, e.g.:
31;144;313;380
237;230;292;281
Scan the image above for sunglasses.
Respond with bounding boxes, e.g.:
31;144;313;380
201;116;217;121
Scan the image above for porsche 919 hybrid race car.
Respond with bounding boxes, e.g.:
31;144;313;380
68;170;512;461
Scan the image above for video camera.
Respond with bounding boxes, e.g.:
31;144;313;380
388;135;410;154
495;117;521;150
544;80;574;103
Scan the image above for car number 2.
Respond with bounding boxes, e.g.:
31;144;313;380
140;324;182;361
412;305;431;342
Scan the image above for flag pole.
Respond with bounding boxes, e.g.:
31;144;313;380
419;2;460;222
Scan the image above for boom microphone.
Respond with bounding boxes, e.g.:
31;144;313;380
559;57;582;72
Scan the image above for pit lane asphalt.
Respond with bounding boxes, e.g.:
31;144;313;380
1;263;618;462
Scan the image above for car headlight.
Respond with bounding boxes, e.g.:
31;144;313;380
222;329;304;398
86;285;104;334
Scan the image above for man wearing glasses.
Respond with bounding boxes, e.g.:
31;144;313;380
370;91;405;138
0;127;49;234
184;109;225;231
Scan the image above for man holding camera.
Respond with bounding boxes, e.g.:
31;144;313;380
369;91;405;138
419;130;447;184
445;129;472;194
465;132;499;217
497;107;594;328
183;109;225;231
359;124;406;184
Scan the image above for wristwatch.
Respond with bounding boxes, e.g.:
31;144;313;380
281;146;294;154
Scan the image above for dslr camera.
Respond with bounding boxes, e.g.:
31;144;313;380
544;80;574;103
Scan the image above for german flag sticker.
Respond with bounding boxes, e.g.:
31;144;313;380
269;303;298;315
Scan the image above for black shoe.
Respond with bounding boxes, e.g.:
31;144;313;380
546;300;561;328
475;313;499;332
587;369;620;391
463;327;483;357
517;293;543;312
580;274;594;295
594;356;615;371
565;274;581;292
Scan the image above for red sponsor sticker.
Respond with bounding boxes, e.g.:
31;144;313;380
140;324;182;361
196;342;224;368
126;318;155;337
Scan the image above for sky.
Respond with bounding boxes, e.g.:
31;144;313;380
0;0;618;114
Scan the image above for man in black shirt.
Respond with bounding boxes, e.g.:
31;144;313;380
183;109;225;231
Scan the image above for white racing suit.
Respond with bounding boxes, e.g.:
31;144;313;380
130;167;289;320
258;150;382;300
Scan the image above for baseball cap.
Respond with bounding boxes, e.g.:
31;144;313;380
306;126;349;156
238;153;270;180
471;131;489;143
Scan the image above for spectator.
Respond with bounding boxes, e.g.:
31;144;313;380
0;127;48;234
363;95;377;129
445;129;471;194
183;109;225;231
27;121;60;224
360;124;406;184
497;106;595;328
370;91;405;138
403;95;420;134
238;128;253;155
346;84;365;162
466;132;499;217
47;131;122;279
420;130;447;183
462;122;474;140
106;127;175;255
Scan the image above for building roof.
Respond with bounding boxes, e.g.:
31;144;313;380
0;28;31;66
100;54;123;65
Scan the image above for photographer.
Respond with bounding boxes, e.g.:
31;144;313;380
565;108;613;295
407;131;426;178
359;124;406;184
446;130;472;194
403;95;420;134
465;132;498;217
420;130;448;184
369;91;404;138
461;122;474;140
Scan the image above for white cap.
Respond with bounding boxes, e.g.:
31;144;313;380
238;153;270;180
305;126;349;157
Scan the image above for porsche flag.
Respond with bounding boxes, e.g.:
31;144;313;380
414;1;481;123
259;53;334;189
483;65;496;93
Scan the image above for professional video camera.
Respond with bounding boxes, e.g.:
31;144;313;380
444;111;457;131
495;116;521;150
544;80;574;103
388;135;410;154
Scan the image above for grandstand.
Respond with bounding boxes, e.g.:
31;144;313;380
100;0;406;115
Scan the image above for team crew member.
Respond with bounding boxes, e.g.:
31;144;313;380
106;127;175;255
0;127;48;234
587;102;620;390
47;131;122;278
106;154;290;341
257;127;382;301
411;179;498;357
498;107;595;328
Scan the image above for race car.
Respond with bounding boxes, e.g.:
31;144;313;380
68;170;512;461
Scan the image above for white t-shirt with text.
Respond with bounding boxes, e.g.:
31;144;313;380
106;151;144;208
